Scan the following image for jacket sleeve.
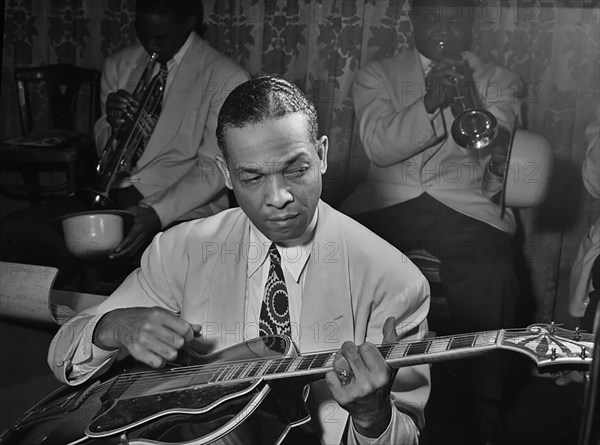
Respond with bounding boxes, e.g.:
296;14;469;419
352;278;430;445
141;68;250;227
583;119;600;199
94;54;120;155
346;223;431;445
47;229;188;384
352;57;446;168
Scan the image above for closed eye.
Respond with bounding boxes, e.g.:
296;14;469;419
237;170;263;184
284;167;309;179
241;175;262;184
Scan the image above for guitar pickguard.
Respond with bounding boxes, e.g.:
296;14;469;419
87;380;262;437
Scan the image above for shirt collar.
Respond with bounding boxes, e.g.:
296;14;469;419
247;207;319;283
166;32;194;70
419;52;433;73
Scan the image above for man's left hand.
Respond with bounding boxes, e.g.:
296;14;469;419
109;205;161;259
326;317;399;438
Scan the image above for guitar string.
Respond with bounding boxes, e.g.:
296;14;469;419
106;329;546;392
102;330;512;393
99;326;587;395
78;327;582;399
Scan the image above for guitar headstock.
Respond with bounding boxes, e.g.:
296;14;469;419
500;323;594;368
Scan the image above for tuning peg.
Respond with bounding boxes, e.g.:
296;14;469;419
550;347;558;360
580;346;588;359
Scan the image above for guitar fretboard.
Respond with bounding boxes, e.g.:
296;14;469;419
116;330;503;399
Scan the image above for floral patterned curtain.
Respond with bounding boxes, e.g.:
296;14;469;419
2;0;599;324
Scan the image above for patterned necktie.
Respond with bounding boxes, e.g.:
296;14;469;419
130;61;168;168
259;243;291;338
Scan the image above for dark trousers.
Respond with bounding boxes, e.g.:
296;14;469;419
0;186;143;290
354;193;520;404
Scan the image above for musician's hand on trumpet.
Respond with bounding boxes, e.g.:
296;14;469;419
423;57;465;114
106;89;140;129
489;140;509;177
109;203;161;259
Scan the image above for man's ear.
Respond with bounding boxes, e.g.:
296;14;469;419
317;135;329;174
216;155;233;190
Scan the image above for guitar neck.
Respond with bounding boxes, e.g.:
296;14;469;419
114;324;593;400
176;331;502;388
382;330;501;368
208;325;591;383
258;330;502;382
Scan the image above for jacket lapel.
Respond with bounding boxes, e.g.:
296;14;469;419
205;212;250;350
300;201;354;353
144;34;203;158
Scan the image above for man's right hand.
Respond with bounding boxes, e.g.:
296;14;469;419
106;89;139;129
424;58;465;114
92;307;196;368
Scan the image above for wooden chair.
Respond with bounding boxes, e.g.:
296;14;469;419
0;64;100;205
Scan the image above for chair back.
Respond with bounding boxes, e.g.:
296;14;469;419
15;64;100;136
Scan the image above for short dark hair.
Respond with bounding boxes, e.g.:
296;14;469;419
217;76;319;158
135;0;203;23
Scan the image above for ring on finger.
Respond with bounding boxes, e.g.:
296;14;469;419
336;368;354;386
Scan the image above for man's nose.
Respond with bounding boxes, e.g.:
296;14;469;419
435;22;453;39
265;175;293;208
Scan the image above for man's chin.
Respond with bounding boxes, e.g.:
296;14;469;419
263;226;306;246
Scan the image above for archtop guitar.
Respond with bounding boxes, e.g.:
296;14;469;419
0;324;593;445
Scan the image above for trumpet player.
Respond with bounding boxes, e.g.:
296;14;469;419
0;0;249;287
339;1;522;443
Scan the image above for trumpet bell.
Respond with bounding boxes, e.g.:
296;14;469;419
451;108;498;150
74;188;115;210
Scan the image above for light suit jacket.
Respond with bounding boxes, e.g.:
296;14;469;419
94;33;250;227
49;201;431;444
340;50;521;234
570;119;600;317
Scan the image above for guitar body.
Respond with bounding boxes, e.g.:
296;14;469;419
0;381;108;445
0;336;312;445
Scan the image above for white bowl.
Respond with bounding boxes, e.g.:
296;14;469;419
59;210;132;259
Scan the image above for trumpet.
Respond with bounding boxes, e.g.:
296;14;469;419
88;52;163;208
60;53;164;260
438;41;498;150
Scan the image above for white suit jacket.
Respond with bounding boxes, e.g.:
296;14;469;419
94;33;250;227
570;119;600;317
49;201;431;444
340;50;521;234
